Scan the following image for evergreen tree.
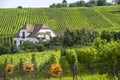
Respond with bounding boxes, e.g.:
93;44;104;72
62;0;67;4
62;0;68;7
97;0;106;6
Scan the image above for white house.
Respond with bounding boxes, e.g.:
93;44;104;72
13;24;56;47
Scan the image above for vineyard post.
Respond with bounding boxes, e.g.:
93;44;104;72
60;75;62;80
19;58;23;80
10;58;13;79
3;58;7;80
43;63;48;80
31;54;37;79
70;55;78;80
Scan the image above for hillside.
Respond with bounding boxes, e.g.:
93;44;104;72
0;6;120;37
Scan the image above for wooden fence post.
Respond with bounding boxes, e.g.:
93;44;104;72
3;58;7;80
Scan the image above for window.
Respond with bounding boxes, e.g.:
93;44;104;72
22;32;25;38
20;40;22;45
14;40;16;46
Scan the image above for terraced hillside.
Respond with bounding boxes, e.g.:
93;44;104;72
0;6;120;43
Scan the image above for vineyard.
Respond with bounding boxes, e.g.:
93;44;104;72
1;38;120;79
0;50;61;80
0;6;120;43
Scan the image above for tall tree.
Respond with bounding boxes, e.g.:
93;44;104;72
50;3;56;8
69;3;76;7
62;0;68;7
117;0;120;4
113;0;120;4
86;0;97;7
62;0;67;4
56;3;62;8
97;0;107;6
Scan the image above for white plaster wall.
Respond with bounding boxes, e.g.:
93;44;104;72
19;29;30;37
14;28;56;47
13;37;38;47
39;29;56;37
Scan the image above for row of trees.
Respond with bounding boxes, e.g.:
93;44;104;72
50;0;67;8
1;28;120;55
50;0;120;8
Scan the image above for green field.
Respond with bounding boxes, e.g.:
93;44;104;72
0;6;120;36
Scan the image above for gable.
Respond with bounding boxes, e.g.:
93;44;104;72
26;24;34;32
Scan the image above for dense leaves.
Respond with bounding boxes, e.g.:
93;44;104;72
63;28;99;47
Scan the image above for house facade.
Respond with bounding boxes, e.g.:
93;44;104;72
14;24;56;47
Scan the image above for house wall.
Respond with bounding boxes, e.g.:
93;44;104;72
14;37;38;47
37;29;56;40
19;29;30;37
14;28;56;47
39;29;56;37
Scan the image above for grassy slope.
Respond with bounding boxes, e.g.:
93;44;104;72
0;6;120;36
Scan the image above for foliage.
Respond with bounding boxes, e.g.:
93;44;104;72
100;30;120;41
50;0;67;8
59;56;71;76
63;28;99;47
50;63;62;77
69;1;86;7
113;31;120;40
0;42;18;55
0;50;58;68
23;62;34;73
75;39;120;79
50;3;56;8
20;41;38;52
97;0;107;6
100;30;113;41
17;6;22;9
5;64;14;75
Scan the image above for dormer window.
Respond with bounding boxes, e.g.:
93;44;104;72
21;32;25;38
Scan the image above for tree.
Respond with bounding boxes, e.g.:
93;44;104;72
97;0;107;6
63;28;99;47
62;0;68;7
56;3;62;8
86;0;97;7
79;0;86;6
17;6;22;9
62;3;68;7
113;0;120;4
20;41;38;52
62;0;67;4
117;0;120;4
113;31;120;40
50;3;56;8
76;0;86;7
69;3;76;7
100;31;112;41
